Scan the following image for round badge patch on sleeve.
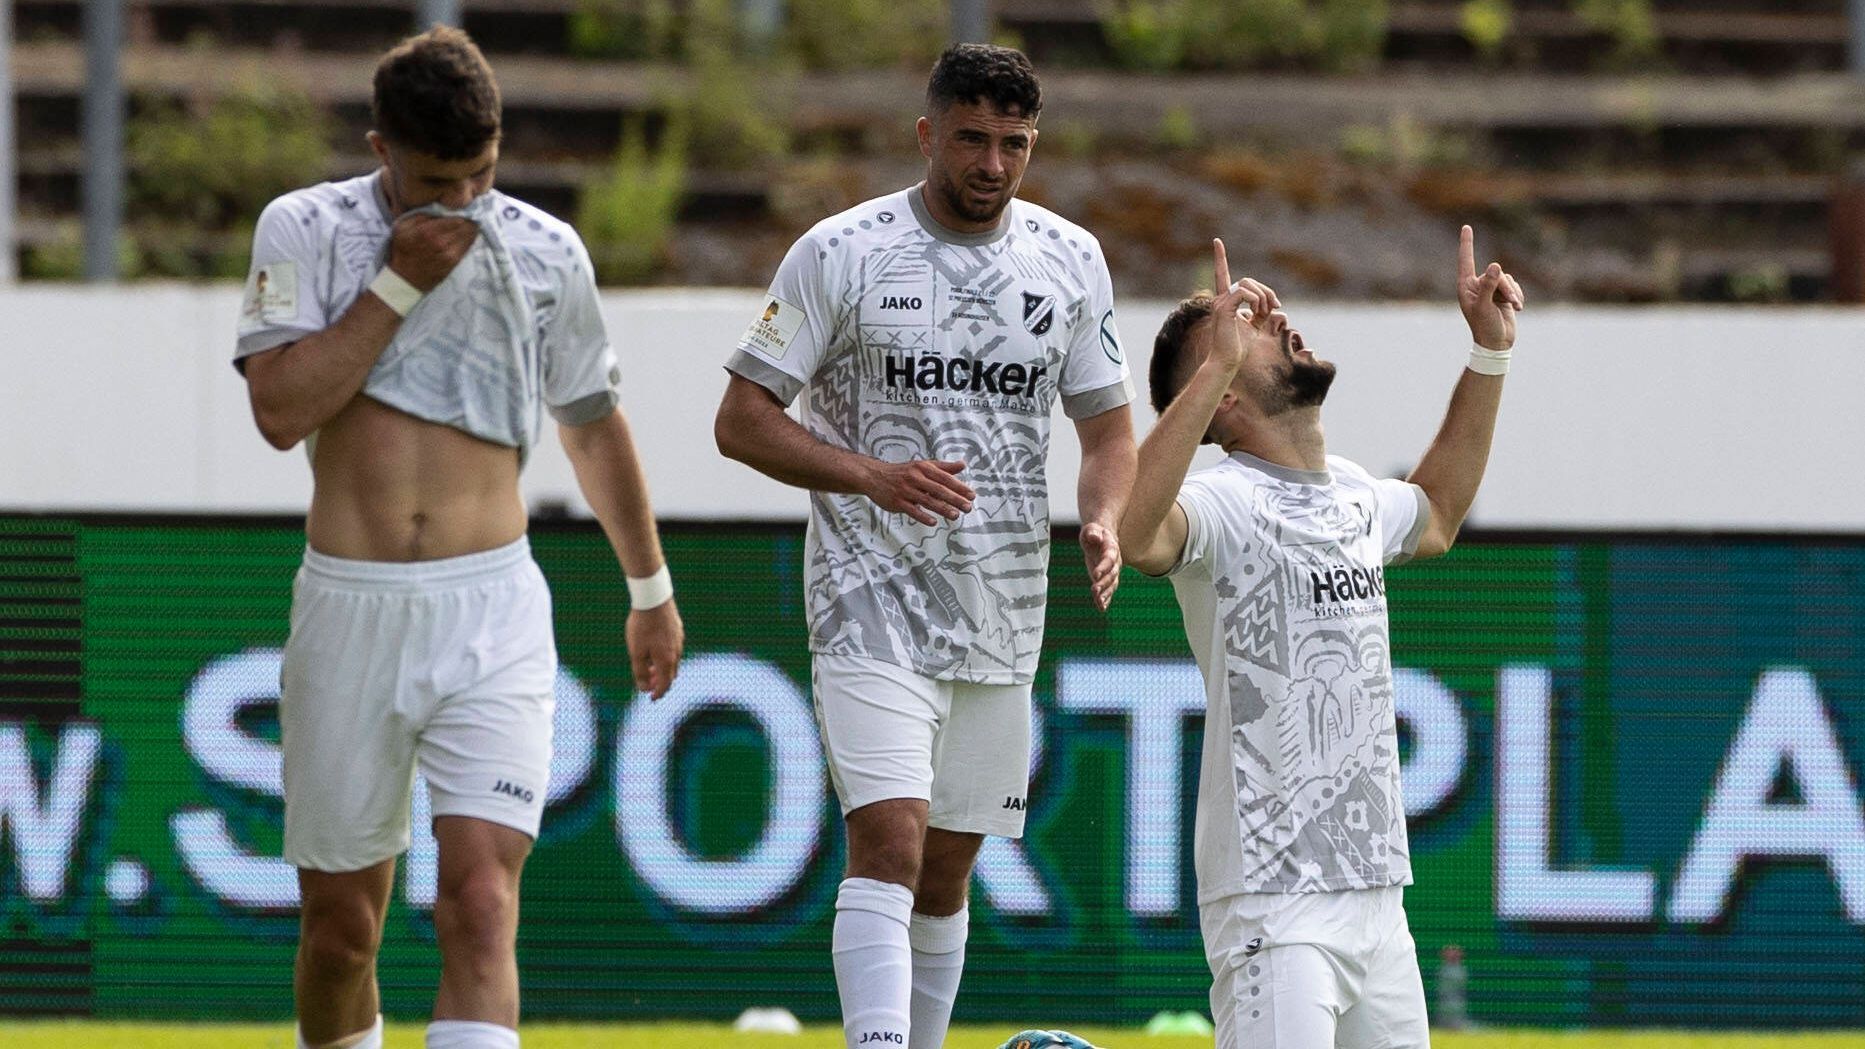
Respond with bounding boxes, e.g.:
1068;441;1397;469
1098;309;1123;364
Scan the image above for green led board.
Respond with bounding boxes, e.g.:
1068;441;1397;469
0;518;1861;1026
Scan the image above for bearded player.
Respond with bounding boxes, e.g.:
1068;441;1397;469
1120;229;1523;1048
715;43;1136;1049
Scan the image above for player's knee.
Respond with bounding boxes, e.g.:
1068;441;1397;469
435;868;517;958
848;835;922;888
298;908;380;979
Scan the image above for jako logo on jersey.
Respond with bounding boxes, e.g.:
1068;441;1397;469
1002;796;1026;811
1245;937;1264;954
1310;563;1386;605
885;355;1048;398
879;295;923;310
857;1033;904;1045
492;780;535;804
1022;291;1056;336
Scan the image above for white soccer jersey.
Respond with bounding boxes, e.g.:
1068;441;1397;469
1168;451;1430;899
234;172;621;460
726;185;1132;684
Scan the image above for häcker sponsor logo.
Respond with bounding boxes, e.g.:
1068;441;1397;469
1310;562;1386;605
884;354;1048;399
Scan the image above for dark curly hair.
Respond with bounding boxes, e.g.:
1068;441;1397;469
1149;292;1216;429
926;43;1042;119
372;26;502;160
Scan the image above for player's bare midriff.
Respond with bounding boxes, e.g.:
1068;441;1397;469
304;395;526;562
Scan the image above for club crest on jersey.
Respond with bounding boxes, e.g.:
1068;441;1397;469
1022;291;1056;336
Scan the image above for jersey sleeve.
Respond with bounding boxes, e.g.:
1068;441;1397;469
234;196;328;368
724;233;838;406
1375;477;1432;565
1165;474;1225;580
1057;242;1133;420
542;233;623;426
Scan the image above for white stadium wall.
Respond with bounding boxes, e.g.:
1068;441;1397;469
0;284;1860;530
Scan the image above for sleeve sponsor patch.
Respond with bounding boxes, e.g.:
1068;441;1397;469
740;295;805;361
241;262;299;325
1099;309;1123;364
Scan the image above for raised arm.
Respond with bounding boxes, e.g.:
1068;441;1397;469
1119;240;1278;576
560;408;684;698
243;214;477;449
714;375;977;527
1406;225;1525;560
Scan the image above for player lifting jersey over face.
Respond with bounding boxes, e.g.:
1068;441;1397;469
234;27;683;1049
716;43;1138;1049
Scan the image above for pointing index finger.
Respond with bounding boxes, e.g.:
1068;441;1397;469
1458;224;1476;282
1214;238;1232;297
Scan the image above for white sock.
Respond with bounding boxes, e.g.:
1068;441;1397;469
908;908;969;1049
299;1014;383;1049
834;877;915;1049
425;1019;519;1048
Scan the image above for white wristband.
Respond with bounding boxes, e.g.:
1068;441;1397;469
627;564;674;610
368;266;425;317
1467;341;1512;376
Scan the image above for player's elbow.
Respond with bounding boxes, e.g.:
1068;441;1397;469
714;401;753;464
249;394;307;451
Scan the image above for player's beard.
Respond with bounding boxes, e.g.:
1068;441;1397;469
1257;356;1336;416
935;169;1012;225
1286;356;1336;408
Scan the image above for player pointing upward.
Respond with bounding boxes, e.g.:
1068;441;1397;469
1121;228;1523;1048
716;43;1136;1049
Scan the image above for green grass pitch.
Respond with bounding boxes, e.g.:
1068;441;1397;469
1;1024;1862;1048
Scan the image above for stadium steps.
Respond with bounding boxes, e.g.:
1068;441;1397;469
16;0;1859;75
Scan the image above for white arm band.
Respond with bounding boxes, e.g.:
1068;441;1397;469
368;267;425;317
1467;342;1512;376
627;564;675;610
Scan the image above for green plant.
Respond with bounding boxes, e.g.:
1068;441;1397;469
1155;106;1200;151
664;0;792;170
1726;263;1790;304
1574;0;1659;64
782;0;946;71
568;0;678;61
1101;0;1194;72
578;116;687;284
1104;0;1389;73
126;83;330;277
1459;0;1511;61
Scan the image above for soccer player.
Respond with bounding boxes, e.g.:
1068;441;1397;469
1120;229;1523;1048
714;44;1136;1049
233;28;683;1049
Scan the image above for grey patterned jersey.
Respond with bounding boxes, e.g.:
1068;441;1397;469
234;172;620;462
726;186;1132;683
1168;451;1430;898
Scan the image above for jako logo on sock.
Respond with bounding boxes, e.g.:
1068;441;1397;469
857;1033;904;1045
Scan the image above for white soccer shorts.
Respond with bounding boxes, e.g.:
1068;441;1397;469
1201;886;1430;1049
810;653;1033;838
280;537;556;873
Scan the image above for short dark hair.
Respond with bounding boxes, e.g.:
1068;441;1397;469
372;26;502;160
926;43;1042;119
1149;292;1215;425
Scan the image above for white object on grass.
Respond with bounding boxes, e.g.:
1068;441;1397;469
733;1007;803;1034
